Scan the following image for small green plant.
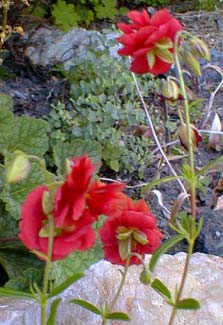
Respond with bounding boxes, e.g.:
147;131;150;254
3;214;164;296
51;0;127;30
46;49;159;176
196;0;223;10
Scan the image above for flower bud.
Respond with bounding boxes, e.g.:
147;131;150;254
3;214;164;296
178;123;202;152
6;152;30;183
42;190;54;216
161;78;181;106
139;269;151;285
181;50;201;76
189;36;210;61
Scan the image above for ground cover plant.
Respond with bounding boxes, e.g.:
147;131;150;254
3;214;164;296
0;3;223;325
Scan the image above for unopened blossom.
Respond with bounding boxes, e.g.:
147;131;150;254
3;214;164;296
178;123;202;151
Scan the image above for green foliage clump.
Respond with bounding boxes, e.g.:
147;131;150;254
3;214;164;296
47;49;159;176
128;0;171;7
196;0;223;10
51;0;127;30
0;94;50;290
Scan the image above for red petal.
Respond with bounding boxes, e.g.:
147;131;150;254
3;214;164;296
128;10;150;27
117;23;133;34
151;9;172;26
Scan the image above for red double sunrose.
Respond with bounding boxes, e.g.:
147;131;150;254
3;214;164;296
19;155;162;264
18;155;125;261
99;196;163;266
117;8;183;75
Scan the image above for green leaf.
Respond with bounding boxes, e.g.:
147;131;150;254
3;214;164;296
8;115;50;157
52;0;80;31
196;155;223;177
141;176;183;194
47;298;62;325
0;248;44;291
0;106;50;157
69;299;101;316
49;239;103;286
0;93;13;110
109;159;119;172
105;312;131;321
0;287;34;299
94;0;118;19
151;279;172;302
149;235;184;272
48;273;84;298
175;298;200;310
53;139;102;176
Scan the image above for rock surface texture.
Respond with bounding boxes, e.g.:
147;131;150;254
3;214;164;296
25;27;119;70
0;253;223;324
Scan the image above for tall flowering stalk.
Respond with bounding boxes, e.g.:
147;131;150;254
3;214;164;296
117;7;210;324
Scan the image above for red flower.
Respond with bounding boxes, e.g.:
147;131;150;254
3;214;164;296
19;186;96;261
99;197;162;266
117;9;183;75
87;180;126;218
54;155;98;228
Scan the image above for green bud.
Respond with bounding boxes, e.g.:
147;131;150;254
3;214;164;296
6;152;30;183
42;190;54;216
181;50;201;76
161;78;181;106
139;269;151;285
189;36;210;61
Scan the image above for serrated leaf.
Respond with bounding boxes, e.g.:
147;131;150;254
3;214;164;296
149;235;184;272
175;298;200;310
52;0;80;31
53;139;101;176
47;298;62;325
0;287;34;299
8;115;50;157
95;0;118;19
49;239;103;286
69;299;101;316
0;107;50;156
0;93;13;110
105;312;131;321
151;279;172;302
48;273;84;298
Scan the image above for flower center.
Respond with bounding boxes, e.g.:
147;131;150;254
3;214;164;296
147;37;174;69
116;226;148;261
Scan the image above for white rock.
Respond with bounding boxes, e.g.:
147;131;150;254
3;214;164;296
25;27;120;70
0;253;223;324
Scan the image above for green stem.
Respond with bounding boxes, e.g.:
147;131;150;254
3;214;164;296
41;213;55;325
168;241;194;325
174;30;196;218
109;256;130;312
168;31;199;325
